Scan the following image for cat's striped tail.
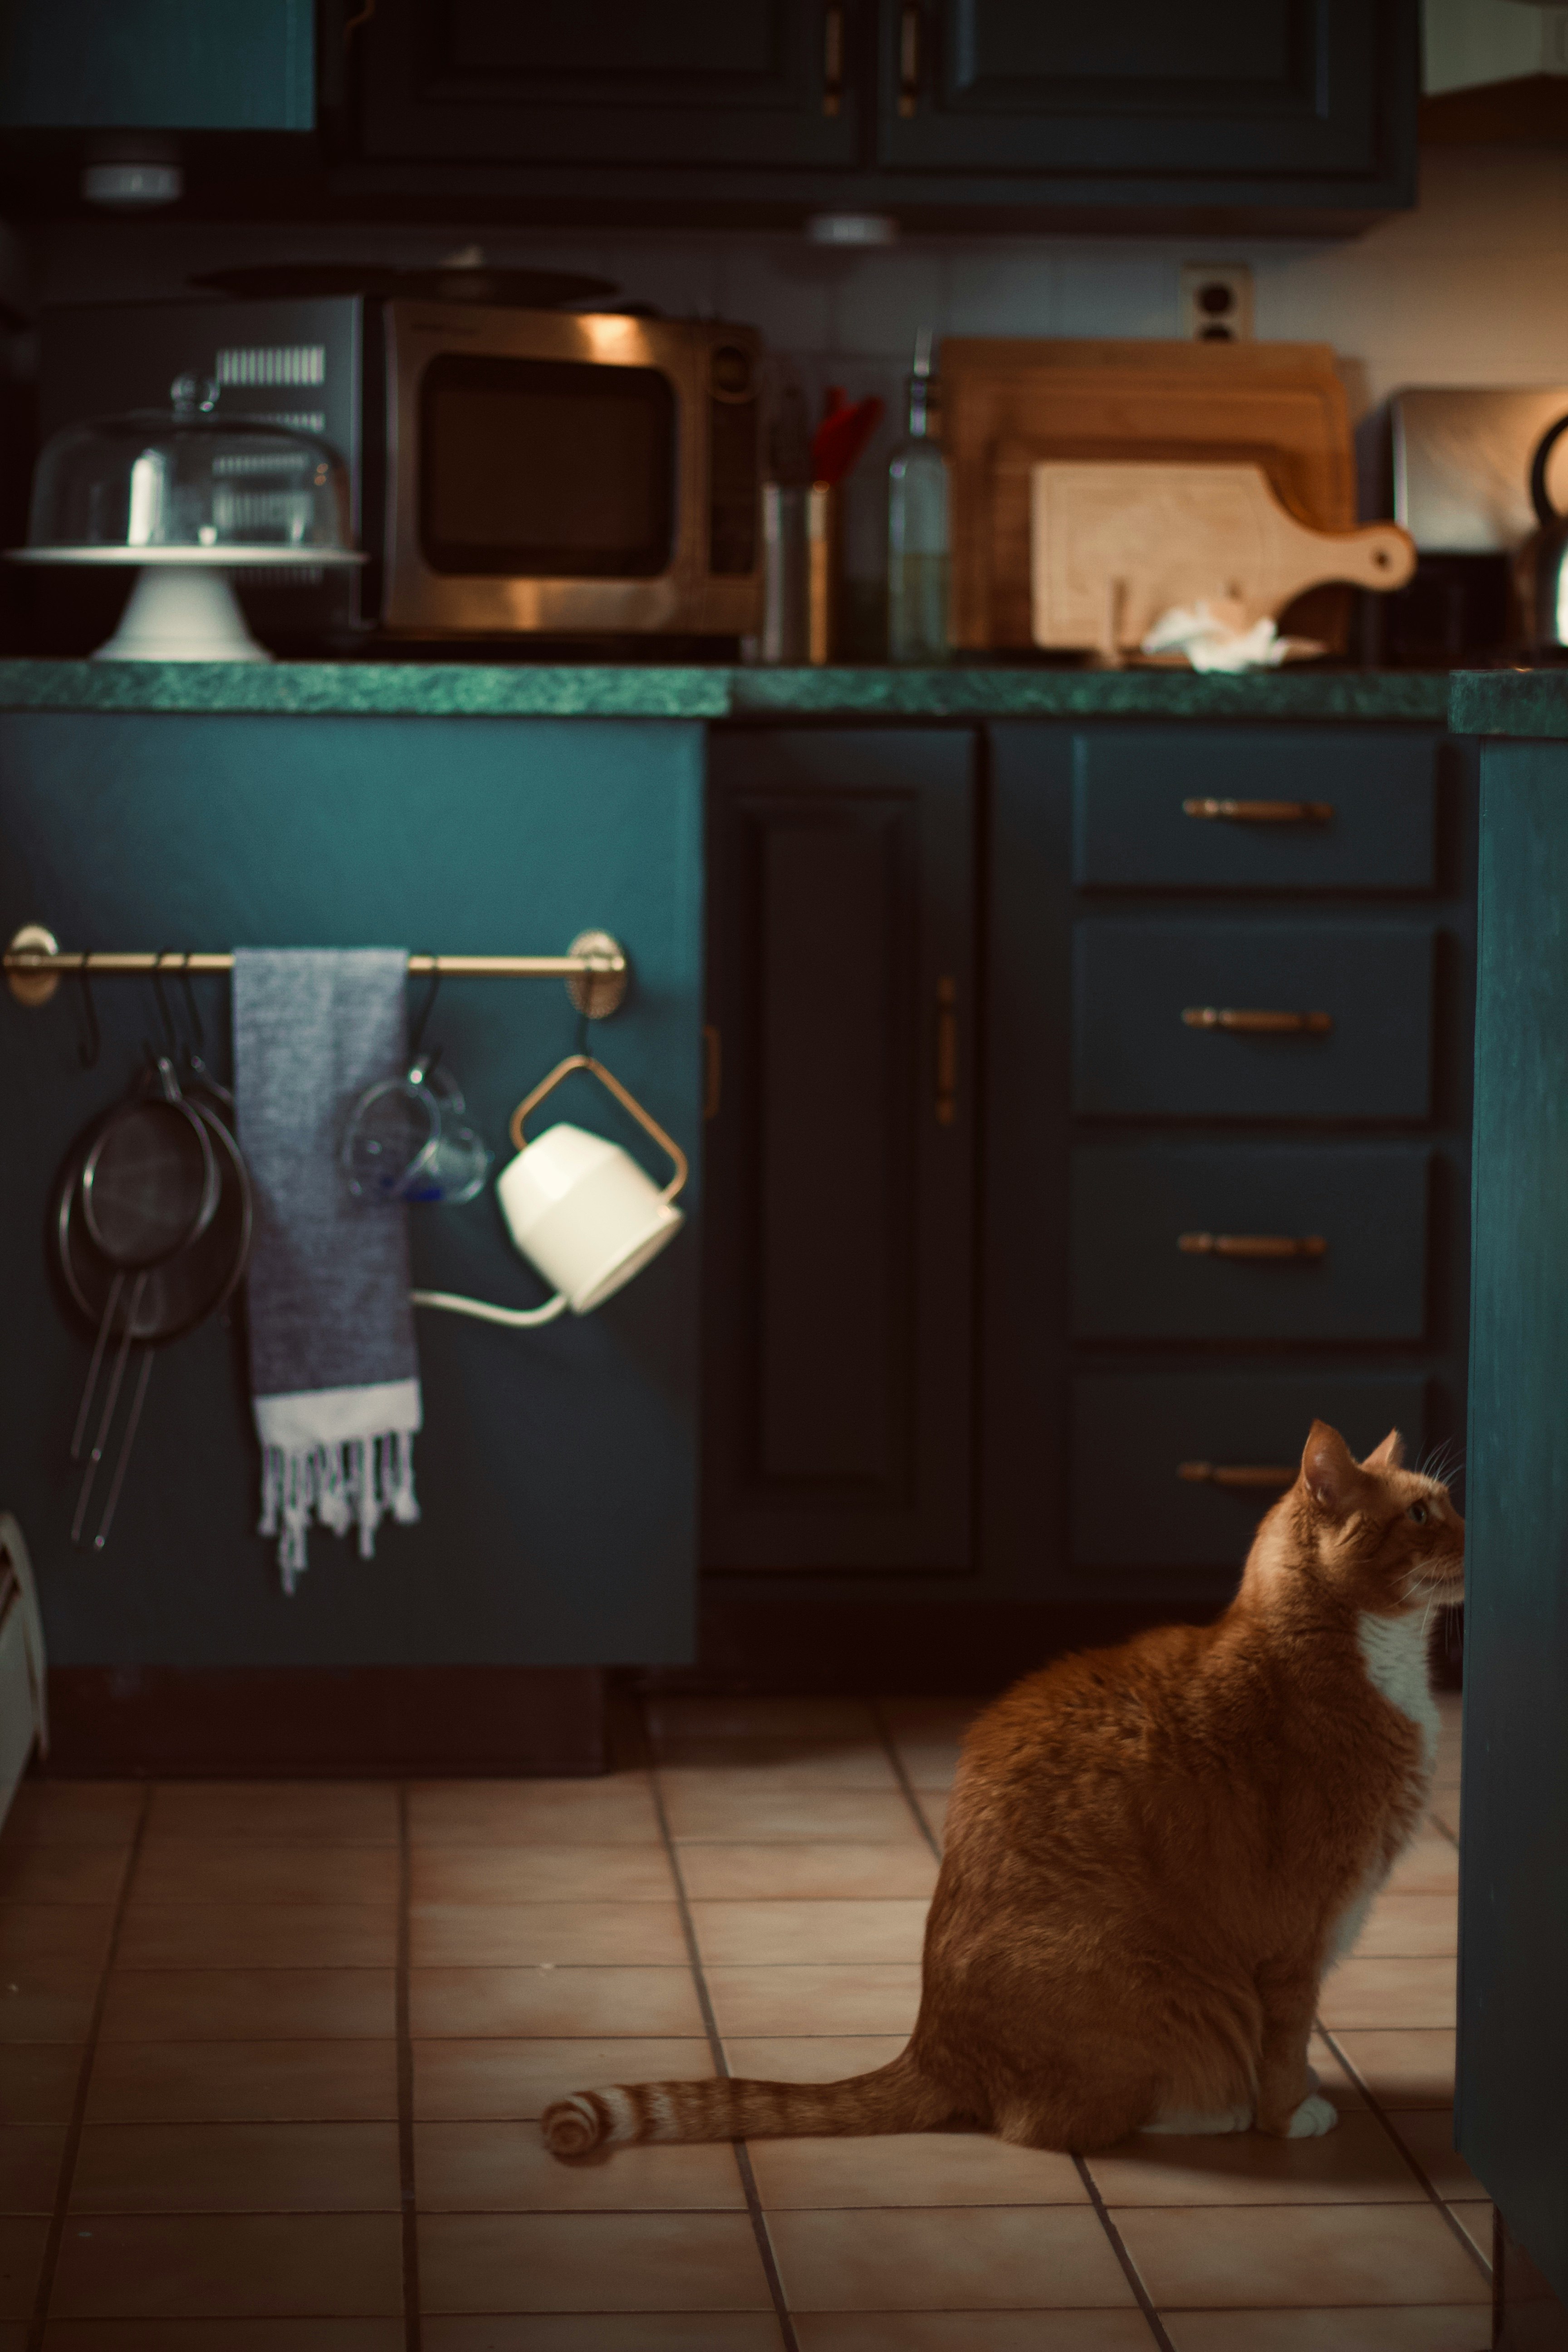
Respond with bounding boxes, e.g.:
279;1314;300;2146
542;2049;949;2156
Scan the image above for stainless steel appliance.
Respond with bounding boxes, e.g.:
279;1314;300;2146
1380;386;1568;665
38;298;764;648
1392;387;1568;553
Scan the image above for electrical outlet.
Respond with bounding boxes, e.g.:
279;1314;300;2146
1180;263;1254;343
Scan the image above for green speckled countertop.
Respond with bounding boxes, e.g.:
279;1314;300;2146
0;658;1455;723
1450;670;1568;738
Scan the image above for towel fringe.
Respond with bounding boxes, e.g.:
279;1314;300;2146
259;1431;420;1591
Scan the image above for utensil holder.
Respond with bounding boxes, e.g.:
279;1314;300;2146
760;483;811;664
807;482;842;665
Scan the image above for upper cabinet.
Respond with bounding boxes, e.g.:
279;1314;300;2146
0;0;313;130
0;0;1416;226
359;0;859;170
350;0;1417;234
881;3;1404;186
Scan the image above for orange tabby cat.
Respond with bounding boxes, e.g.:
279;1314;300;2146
544;1420;1463;2157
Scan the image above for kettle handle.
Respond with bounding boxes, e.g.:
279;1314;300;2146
1530;412;1568;527
508;1052;689;1205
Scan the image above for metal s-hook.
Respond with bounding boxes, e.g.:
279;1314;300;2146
408;964;442;1067
149;951;230;1107
149;952;181;1061
75;967;100;1071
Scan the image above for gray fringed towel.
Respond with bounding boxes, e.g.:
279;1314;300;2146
233;949;421;1592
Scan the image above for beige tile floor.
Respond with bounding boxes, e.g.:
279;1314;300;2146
0;1689;1486;2350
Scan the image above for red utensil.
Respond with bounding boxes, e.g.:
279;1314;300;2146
811;395;885;488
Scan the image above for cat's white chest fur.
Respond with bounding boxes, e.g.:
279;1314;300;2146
1325;1613;1440;1968
1357;1609;1440;1776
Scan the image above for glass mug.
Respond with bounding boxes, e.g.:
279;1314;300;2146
343;1056;491;1207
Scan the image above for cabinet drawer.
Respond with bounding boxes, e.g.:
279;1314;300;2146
1071;1145;1430;1342
1072;1372;1430;1573
1073;920;1434;1121
1073;729;1437;892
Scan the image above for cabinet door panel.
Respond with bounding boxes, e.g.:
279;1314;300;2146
704;729;975;1571
1073;728;1437;892
1072;1143;1430;1342
1073;1371;1428;1573
362;0;858;167
1073;919;1434;1121
881;0;1408;181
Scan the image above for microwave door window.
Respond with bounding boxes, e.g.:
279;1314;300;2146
419;355;676;578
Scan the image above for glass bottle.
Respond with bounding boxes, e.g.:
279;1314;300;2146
887;328;950;665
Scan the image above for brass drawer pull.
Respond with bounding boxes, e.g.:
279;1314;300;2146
899;4;920;115
823;2;844;116
935;975;958;1127
1178;1461;1296;1490
1178;1231;1326;1259
1183;1006;1333;1035
1183;797;1333;825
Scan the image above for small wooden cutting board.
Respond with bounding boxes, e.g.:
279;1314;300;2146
1029;460;1416;653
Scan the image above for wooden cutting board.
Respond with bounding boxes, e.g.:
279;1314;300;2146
1030;461;1416;652
942;338;1362;650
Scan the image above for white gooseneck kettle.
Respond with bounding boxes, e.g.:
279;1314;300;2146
412;1053;687;1328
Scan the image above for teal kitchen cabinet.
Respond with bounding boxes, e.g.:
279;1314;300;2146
983;720;1474;1604
702;726;977;1573
878;2;1412;204
697;708;1470;1627
0;712;702;1674
0;0;314;130
351;0;1414;233
359;0;859;171
1456;701;1568;2330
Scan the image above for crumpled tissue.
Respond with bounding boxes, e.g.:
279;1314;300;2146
1141;601;1312;674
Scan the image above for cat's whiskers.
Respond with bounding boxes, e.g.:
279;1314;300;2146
1418;1440;1465;1490
1402;1561;1464;1614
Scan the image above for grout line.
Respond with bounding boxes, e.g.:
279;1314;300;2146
396;1784;422;2352
1429;1805;1461;1852
868;1700;944;1864
1073;2156;1177;2352
26;1786;152;2352
645;1706;801;2352
1315;2021;1490;2280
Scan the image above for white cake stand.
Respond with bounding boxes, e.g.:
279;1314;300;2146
9;545;368;663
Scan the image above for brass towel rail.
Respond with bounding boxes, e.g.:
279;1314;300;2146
4;924;629;1018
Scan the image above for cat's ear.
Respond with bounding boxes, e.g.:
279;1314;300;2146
1361;1428;1406;1473
1301;1421;1364;1514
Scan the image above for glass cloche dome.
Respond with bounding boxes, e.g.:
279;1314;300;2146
12;375;363;662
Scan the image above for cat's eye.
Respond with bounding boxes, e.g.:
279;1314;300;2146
1406;1503;1429;1525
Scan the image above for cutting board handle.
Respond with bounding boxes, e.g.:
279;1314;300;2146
1324;521;1416;593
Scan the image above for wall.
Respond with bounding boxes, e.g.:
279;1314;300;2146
5;144;1568;643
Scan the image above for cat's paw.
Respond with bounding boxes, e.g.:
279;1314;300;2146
1284;2092;1338;2138
1142;2101;1253;2136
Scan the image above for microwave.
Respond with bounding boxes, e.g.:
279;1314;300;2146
38;298;764;647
